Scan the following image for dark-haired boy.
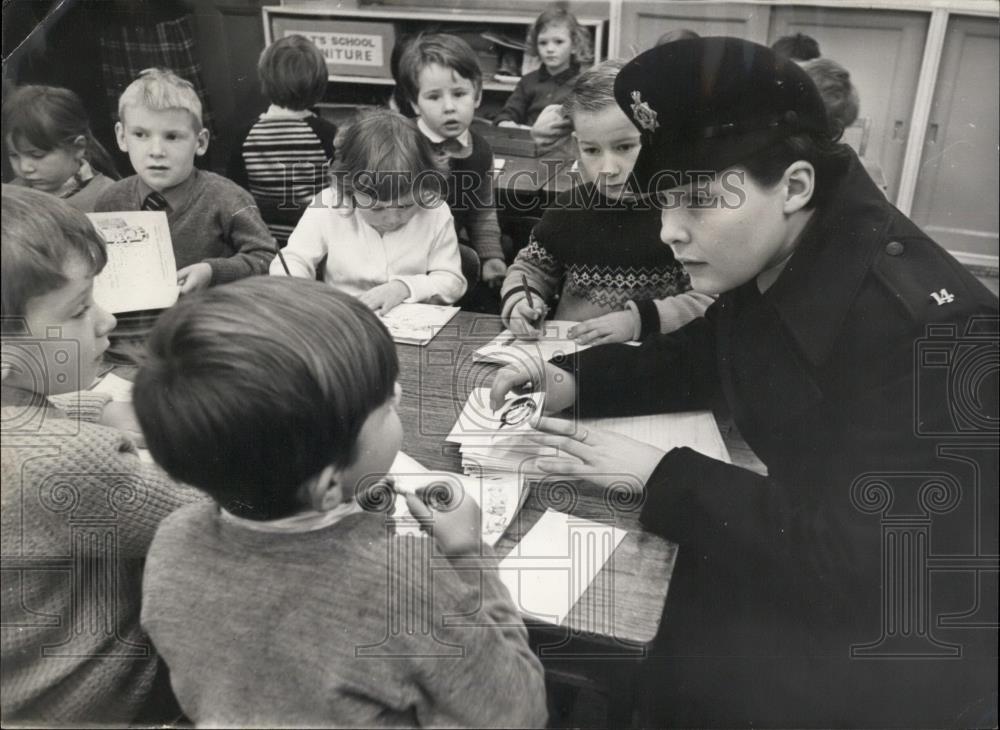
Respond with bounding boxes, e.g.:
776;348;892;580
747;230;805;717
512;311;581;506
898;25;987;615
228;34;338;247
1;185;202;725
397;33;508;289
492;37;998;726
134;277;546;727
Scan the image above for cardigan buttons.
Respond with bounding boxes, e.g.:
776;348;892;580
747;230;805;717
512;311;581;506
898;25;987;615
885;241;905;256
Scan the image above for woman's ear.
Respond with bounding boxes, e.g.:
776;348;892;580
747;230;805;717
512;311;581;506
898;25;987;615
783;160;815;215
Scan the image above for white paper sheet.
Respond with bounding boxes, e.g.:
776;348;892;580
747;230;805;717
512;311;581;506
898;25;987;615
378;303;459;345
473;320;638;366
498;509;626;624
88;212;179;313
579;411;731;464
91;373;134;402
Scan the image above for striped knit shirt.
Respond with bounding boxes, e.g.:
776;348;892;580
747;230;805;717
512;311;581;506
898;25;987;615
228;106;337;246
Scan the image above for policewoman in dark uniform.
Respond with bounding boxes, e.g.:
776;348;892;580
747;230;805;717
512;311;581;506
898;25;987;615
491;38;998;726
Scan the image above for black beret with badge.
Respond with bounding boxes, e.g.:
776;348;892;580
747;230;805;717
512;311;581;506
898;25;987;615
614;36;830;193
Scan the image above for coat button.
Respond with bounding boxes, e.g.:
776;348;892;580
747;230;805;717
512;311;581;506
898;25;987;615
885;241;905;256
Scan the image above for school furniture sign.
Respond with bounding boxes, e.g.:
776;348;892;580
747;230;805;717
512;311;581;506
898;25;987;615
266;13;395;79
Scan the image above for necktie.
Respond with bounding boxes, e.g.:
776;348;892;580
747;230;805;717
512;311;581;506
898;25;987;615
142;191;169;212
431;137;471;161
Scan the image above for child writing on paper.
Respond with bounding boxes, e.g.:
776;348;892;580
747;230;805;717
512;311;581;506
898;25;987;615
500;61;712;343
133;277;547;728
3;85;119;212
270;110;466;312
95;69;275;295
1;185;203;726
494;5;591;134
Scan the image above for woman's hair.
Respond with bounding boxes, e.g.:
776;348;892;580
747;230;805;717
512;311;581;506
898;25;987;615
739;132;853;210
329;109;443;204
527;4;594;65
656;28;699;46
800;57;860;139
562;59;625;120
258;34;328;110
134;277;399;521
2;85;119;179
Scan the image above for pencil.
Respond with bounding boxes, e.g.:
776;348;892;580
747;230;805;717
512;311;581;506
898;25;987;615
521;274;535;310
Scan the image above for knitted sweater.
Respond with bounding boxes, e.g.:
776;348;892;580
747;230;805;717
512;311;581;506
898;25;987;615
94;169;276;284
501;184;714;338
142;502;548;727
0;387;203;725
227;106;338;247
271;186;466;303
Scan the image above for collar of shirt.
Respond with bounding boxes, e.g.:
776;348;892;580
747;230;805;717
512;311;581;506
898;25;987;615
537;60;580;84
219;498;363;534
137;167;200;212
260;104;315;121
417;117;472;159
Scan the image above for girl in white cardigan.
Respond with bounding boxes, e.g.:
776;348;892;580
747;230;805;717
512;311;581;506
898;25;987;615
270;110;466;312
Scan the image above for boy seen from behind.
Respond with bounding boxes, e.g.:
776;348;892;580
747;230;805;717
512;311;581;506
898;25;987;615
133;277;547;728
95;68;275;294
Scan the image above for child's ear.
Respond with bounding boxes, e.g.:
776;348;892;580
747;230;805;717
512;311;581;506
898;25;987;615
71;135;87;161
300;464;347;512
195;127;210;157
409;100;421;117
114;122;128;153
783;160;815;215
474;88;483;109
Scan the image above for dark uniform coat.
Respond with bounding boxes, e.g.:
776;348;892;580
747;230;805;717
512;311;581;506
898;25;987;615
569;154;999;726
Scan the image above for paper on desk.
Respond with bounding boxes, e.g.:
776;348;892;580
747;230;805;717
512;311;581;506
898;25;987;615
88;212;180;314
446;388;545;446
91;372;134;402
378;303;459;346
498;509;626;625
580;411;731;464
473;321;638;366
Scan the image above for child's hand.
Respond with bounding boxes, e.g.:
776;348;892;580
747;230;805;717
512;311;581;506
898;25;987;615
569;311;637;345
359;281;409;314
508;298;548;340
177;262;213;294
100;400;146;447
532;104;572;148
481;258;507;288
404;481;481;556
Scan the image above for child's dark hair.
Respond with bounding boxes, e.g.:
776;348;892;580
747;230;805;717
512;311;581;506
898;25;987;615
1;185;108;335
527;4;594;65
800;57;860;139
395;33;483;114
2;85;119;180
771;33;821;62
739;132;852;209
329;109;443;204
133;277;399;521
258;34;328;111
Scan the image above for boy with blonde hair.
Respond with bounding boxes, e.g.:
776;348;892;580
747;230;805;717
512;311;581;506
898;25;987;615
96;68;275;294
1;185;202;725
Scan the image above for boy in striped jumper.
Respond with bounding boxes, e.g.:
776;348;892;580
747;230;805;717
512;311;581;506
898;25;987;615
228;35;338;247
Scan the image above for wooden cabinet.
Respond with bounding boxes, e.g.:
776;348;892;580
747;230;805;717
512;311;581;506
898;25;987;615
910;15;999;261
615;0;768;56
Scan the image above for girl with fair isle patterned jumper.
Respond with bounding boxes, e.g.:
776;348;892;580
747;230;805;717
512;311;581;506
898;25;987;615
271;110;466;312
501;60;713;343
